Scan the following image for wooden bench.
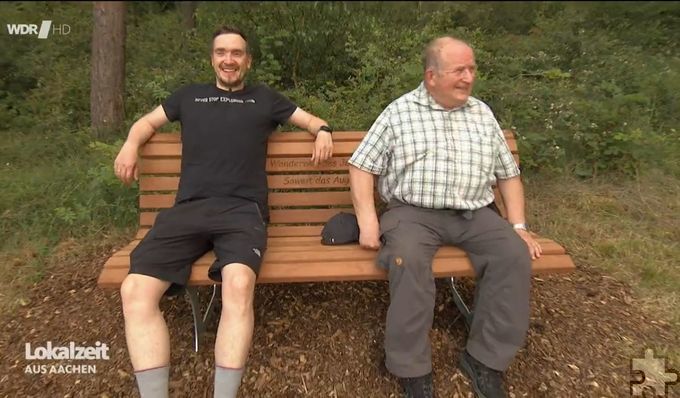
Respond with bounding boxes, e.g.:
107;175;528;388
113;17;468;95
97;130;575;351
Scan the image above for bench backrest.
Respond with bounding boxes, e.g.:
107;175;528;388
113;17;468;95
137;131;518;238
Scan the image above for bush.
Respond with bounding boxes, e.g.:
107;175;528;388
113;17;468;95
1;1;678;256
0;131;137;251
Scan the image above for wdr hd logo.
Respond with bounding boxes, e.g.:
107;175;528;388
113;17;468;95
6;20;70;39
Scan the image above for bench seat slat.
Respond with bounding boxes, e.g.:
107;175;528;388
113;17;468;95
135;226;327;239
140;209;348;227
108;241;567;261
97;253;574;288
112;235;566;257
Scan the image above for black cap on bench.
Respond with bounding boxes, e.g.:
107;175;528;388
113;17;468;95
321;212;360;245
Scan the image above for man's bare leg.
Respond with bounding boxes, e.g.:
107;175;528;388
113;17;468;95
120;274;172;398
214;263;256;397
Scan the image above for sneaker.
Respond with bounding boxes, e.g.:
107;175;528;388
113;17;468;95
458;350;507;398
398;372;435;398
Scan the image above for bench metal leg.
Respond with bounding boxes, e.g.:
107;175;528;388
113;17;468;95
203;284;219;324
449;277;473;330
185;287;206;353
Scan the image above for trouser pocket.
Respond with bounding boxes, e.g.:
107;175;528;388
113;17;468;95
376;214;400;269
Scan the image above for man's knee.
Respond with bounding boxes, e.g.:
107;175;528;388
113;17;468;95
381;233;434;270
507;236;532;272
220;264;256;312
120;274;168;317
482;236;531;282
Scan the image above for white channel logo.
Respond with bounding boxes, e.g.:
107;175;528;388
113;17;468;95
24;341;109;375
6;20;71;39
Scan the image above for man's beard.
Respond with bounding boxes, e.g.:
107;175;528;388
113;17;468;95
218;75;244;90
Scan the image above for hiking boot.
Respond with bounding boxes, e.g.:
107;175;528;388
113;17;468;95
398;372;435;398
458;350;507;398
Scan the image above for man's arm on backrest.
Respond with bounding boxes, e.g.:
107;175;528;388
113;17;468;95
287;107;333;165
114;105;170;185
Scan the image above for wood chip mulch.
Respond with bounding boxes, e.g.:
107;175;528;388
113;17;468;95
1;245;677;398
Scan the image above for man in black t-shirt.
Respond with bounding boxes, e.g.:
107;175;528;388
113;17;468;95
113;26;334;398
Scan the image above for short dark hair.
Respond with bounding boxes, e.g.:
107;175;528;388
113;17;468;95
211;25;249;54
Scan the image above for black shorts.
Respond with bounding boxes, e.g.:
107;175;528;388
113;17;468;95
129;197;267;296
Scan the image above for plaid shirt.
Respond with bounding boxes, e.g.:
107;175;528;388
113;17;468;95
348;82;520;210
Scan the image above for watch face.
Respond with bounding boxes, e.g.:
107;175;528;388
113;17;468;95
319;126;333;134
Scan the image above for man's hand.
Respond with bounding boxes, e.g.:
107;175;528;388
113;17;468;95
114;142;139;186
359;218;381;250
311;131;333;165
515;229;542;260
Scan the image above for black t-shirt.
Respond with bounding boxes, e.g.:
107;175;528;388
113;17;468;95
162;83;297;220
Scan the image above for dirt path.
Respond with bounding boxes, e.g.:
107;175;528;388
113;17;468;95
1;246;677;397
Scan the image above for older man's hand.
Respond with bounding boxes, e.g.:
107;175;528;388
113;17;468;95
359;219;381;250
515;228;542;260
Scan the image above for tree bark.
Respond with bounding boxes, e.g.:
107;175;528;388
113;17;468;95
178;1;198;31
91;1;126;139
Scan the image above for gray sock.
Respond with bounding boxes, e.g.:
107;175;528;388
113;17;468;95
134;366;169;398
214;366;244;398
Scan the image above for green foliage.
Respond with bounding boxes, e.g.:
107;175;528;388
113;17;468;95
4;2;677;176
0;131;137;252
1;1;679;260
467;2;680;176
0;2;92;131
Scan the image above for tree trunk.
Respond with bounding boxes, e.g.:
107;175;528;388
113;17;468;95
91;1;126;139
178;1;198;31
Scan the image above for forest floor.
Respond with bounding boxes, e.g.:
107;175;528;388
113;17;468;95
1;240;677;397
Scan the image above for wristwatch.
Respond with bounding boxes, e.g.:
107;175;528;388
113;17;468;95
512;223;528;231
318;125;333;135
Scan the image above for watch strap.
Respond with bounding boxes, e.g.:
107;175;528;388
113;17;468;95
318;125;333;134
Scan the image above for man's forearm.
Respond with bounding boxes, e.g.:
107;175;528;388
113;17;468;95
349;166;379;225
286;108;330;137
123;105;170;149
496;176;526;225
124;118;157;149
306;116;329;137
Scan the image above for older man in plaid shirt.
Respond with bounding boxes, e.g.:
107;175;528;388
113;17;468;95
348;36;542;398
